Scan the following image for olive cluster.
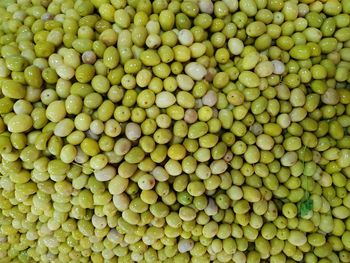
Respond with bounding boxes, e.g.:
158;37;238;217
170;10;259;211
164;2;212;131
0;0;350;263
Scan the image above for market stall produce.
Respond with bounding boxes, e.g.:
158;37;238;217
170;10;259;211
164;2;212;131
0;0;350;262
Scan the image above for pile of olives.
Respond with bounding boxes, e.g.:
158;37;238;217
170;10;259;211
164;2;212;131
0;0;349;262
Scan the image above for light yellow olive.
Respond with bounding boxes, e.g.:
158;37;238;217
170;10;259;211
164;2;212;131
7;114;33;133
1;80;26;99
239;71;260;88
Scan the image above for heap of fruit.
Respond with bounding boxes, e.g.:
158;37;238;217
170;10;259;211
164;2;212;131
0;0;350;262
